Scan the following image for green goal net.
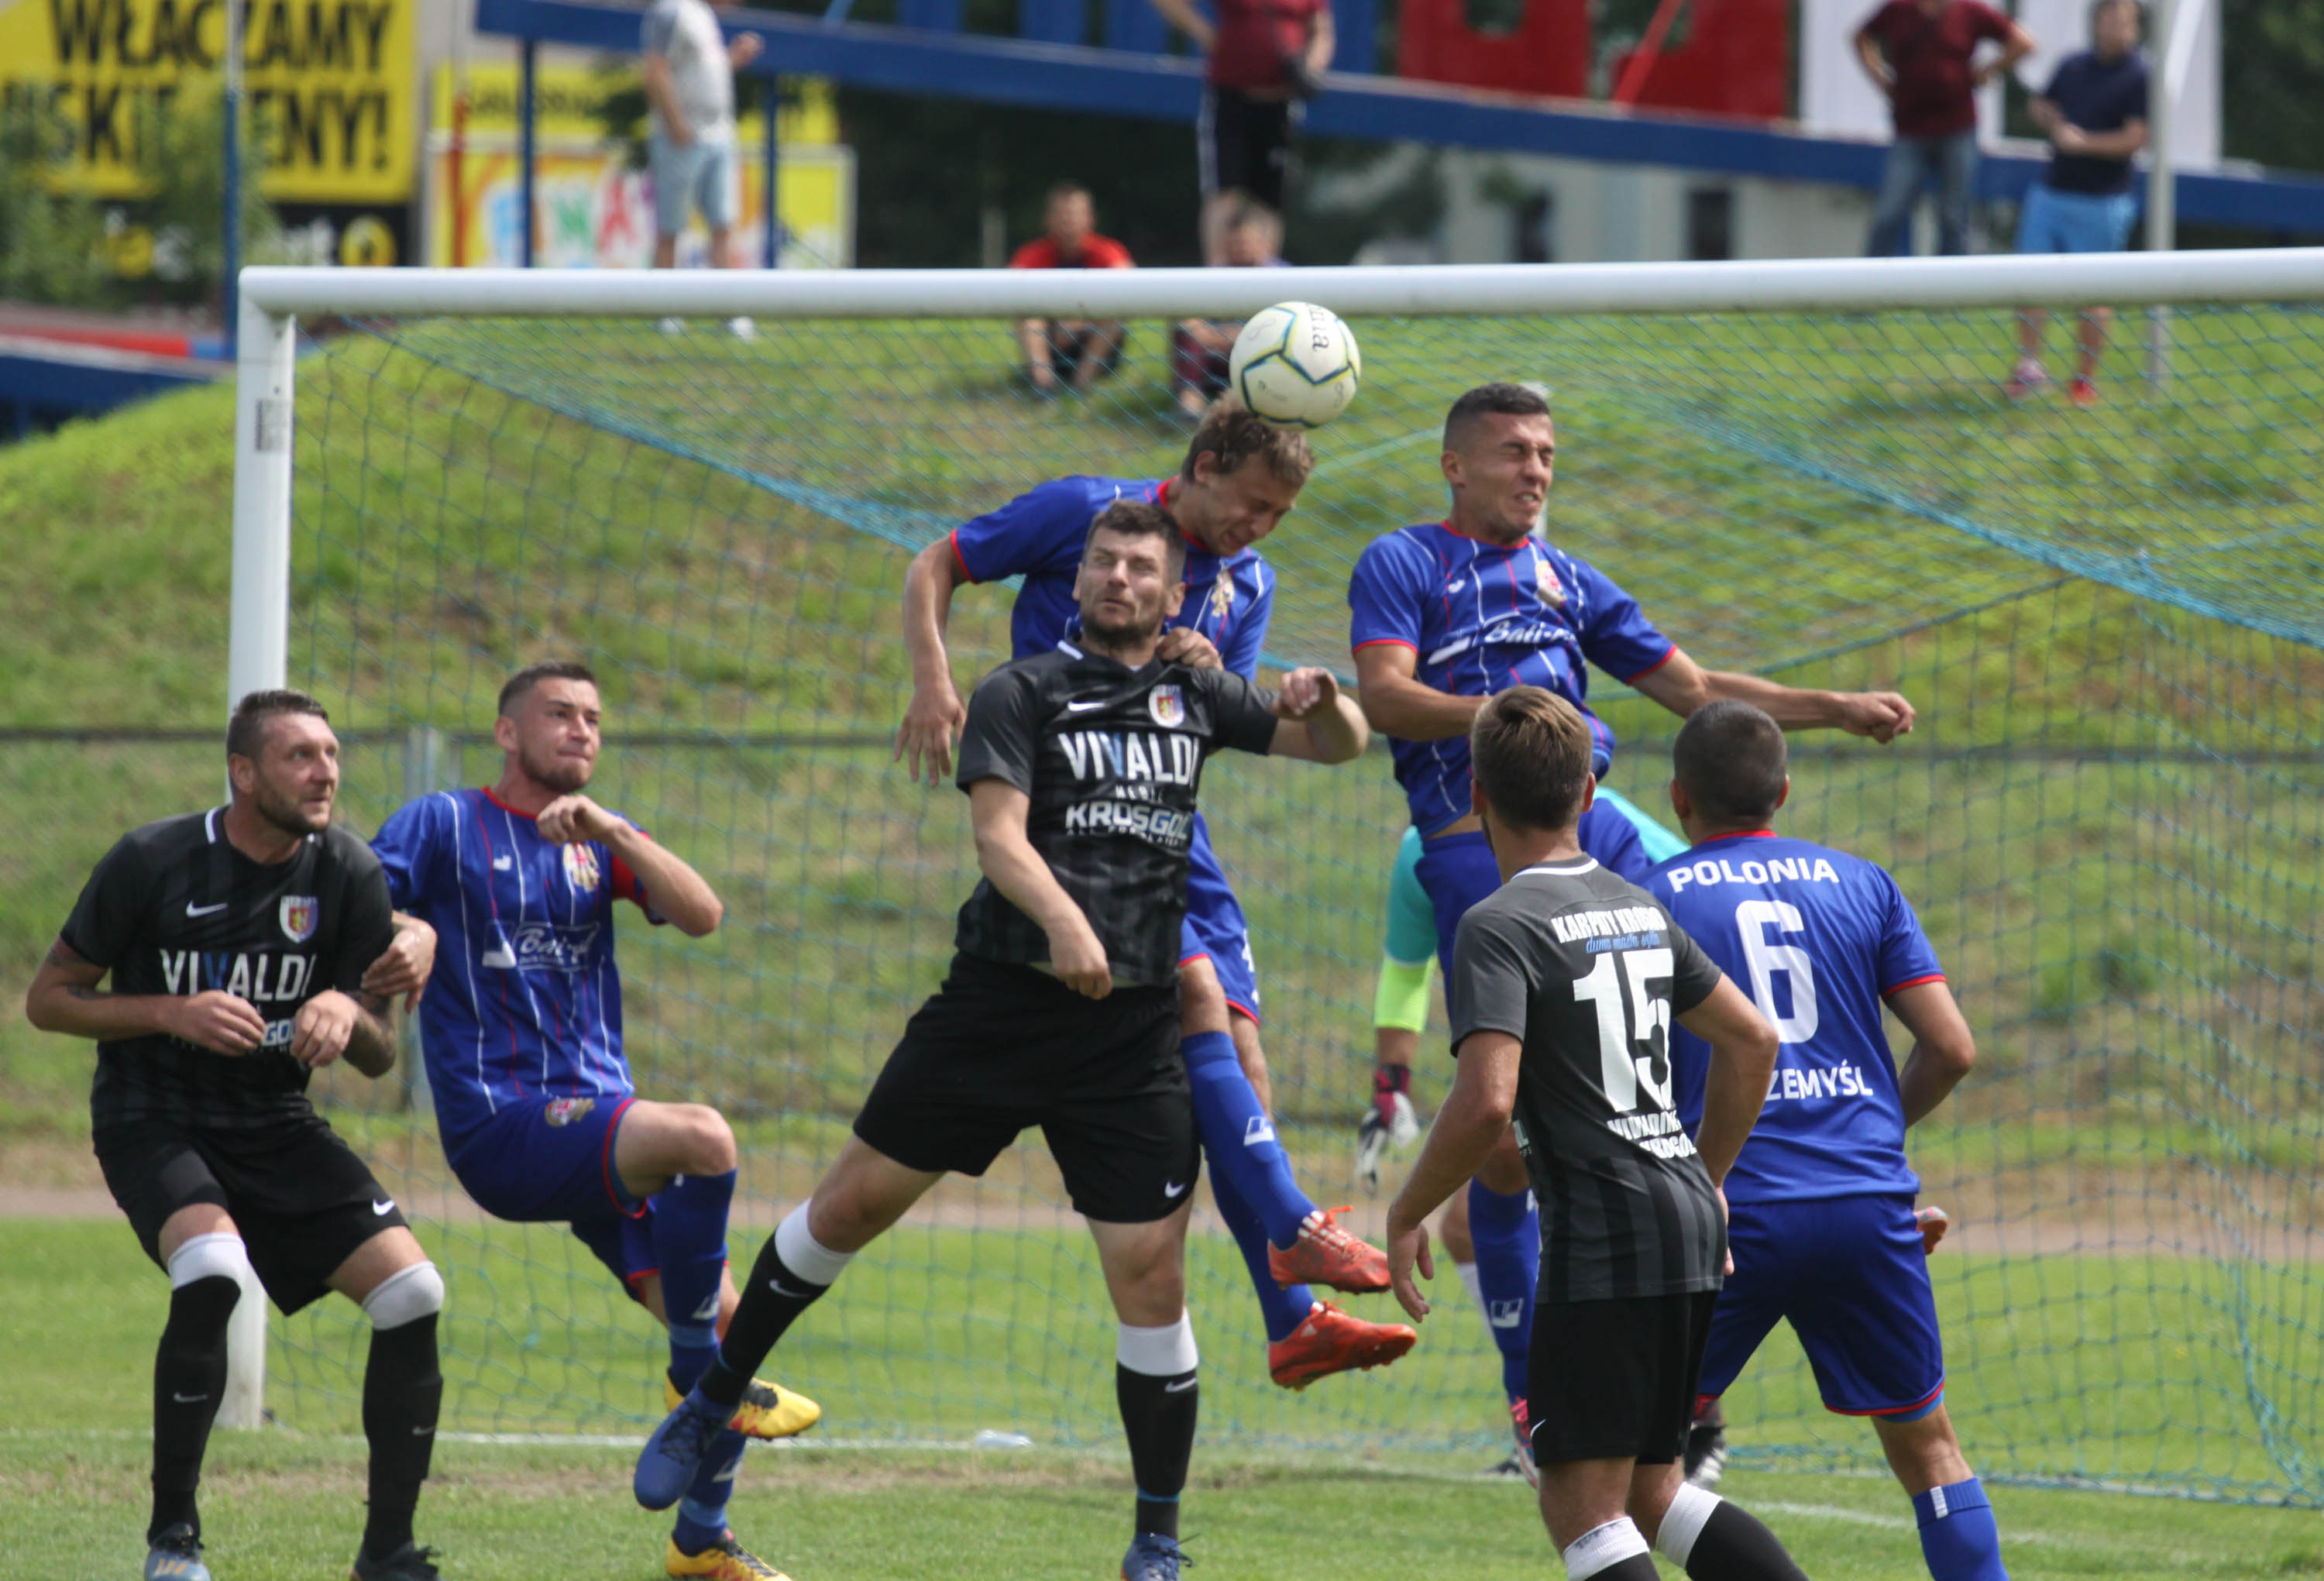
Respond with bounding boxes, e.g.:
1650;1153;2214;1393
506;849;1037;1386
256;265;2321;1504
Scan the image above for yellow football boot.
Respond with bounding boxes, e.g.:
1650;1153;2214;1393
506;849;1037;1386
665;1532;792;1580
665;1371;821;1441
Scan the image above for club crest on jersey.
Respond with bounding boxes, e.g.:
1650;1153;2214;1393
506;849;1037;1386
544;1097;596;1127
1535;557;1567;608
1208;579;1235;623
279;895;318;943
562;843;603;894
1149;684;1185;727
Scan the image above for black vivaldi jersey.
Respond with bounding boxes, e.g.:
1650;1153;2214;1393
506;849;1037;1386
953;642;1280;985
1449;856;1728;1302
61;808;397;1130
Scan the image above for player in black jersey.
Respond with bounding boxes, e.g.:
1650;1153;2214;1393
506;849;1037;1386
1383;688;1813;1581
23;691;449;1581
634;500;1370;1581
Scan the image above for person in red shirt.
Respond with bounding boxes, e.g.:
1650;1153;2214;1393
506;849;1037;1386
1008;182;1136;397
1855;0;2035;256
1150;0;1334;264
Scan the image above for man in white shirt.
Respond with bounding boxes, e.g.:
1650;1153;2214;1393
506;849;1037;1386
642;0;762;336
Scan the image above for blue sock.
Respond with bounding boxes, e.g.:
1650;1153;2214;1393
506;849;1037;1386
1465;1179;1538;1404
1181;1031;1312;1249
1208;1154;1315;1342
1913;1476;2008;1581
652;1169;736;1391
671;1428;746;1555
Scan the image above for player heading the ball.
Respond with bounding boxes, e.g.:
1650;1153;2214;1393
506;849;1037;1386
25;689;448;1581
1384;686;1814;1581
639;500;1371;1581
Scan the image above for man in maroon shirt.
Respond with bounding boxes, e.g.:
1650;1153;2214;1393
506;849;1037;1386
1008;181;1136;396
1855;0;2035;256
1150;0;1334;263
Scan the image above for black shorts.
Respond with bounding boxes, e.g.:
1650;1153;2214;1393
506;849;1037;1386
853;953;1197;1224
1526;1289;1721;1466
94;1112;411;1315
1199;87;1297;211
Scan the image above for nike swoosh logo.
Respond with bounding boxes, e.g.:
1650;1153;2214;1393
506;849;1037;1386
186;901;229;917
372;1199;396;1215
1162;1181;1188;1198
1064;699;1106;713
1164;1377;1197;1394
768;1279;813;1299
171;1391;210;1403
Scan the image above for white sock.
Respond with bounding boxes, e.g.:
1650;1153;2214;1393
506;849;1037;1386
1563;1517;1650;1579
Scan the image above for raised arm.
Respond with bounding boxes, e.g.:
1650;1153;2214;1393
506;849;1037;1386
538;796;724;937
1266;668;1370;763
1629;647;1916;743
898;536;975;783
1671;974;1779;1187
1353;643;1483;743
25;938;267;1054
1887;978;1977;1126
968;778;1112;998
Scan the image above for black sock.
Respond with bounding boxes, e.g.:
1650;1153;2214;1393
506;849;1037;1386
360;1313;442;1560
150;1275;240;1545
699;1233;829;1410
1685;1501;1810;1581
1116;1365;1197;1541
1587;1558;1661;1580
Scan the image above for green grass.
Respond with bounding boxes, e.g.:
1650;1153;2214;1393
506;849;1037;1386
1;303;2319;1500
6;1218;2324;1579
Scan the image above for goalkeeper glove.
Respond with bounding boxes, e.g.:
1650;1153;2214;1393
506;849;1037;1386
1355;1065;1421;1194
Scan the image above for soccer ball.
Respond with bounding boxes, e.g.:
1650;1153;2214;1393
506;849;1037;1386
1229;302;1362;429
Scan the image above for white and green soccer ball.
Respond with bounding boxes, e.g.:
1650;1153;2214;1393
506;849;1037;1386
1229;301;1362;429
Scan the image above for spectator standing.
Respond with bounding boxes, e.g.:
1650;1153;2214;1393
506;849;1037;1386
1150;0;1334;264
1172;200;1286;421
1008;183;1136;397
643;0;762;337
2008;0;2150;406
1855;0;2035;256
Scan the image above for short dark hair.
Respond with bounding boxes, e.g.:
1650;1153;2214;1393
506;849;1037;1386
2090;0;2143;30
1046;180;1092;208
227;689;329;761
1084;499;1187;578
1443;382;1552;455
1470;686;1594;834
1181;397;1315;490
498;660;598;718
1673;700;1789;825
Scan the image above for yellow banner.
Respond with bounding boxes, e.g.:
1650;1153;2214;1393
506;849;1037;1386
428;63;839;147
0;0;416;202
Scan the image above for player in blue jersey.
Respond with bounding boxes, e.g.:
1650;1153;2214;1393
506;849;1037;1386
1646;702;2004;1581
371;662;820;1581
896;401;1417;1389
1349;380;1918;1475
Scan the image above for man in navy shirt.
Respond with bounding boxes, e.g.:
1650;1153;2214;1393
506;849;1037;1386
1646;702;2006;1581
2008;0;2151;406
1349;380;1917;1480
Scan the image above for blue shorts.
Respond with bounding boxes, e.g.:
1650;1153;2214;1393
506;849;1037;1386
1179;811;1260;1022
2016;180;2137;255
650;133;741;236
1697;1193;1946;1418
446;1094;658;1295
1414;801;1659;979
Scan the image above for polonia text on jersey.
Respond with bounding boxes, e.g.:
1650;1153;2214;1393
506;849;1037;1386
1664;854;1843;894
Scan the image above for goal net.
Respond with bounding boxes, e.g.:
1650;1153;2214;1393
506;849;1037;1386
235;254;2322;1502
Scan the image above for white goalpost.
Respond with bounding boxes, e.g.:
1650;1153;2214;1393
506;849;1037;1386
218;252;2322;1504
